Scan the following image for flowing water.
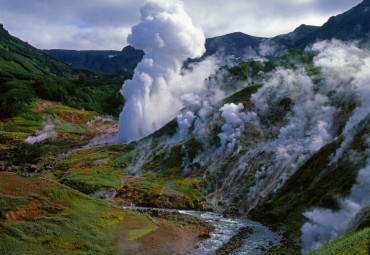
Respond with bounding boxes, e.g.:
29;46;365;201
183;211;281;255
121;206;281;254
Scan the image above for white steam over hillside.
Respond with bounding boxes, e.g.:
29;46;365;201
118;0;217;142
300;40;370;253
120;36;370;252
301;137;370;253
114;1;369;252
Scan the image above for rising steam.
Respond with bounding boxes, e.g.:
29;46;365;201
300;39;370;253
118;0;217;142
301;138;370;253
25;124;58;144
116;5;370;251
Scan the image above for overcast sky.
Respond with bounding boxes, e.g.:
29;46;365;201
0;0;363;50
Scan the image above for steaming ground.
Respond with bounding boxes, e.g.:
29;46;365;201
25;123;58;144
300;40;370;253
301;140;370;253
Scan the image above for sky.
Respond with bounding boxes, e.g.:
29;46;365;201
0;0;363;50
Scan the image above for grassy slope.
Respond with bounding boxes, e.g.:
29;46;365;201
55;139;205;209
1;100;96;143
0;172;154;255
0;172;208;255
0;100;213;254
309;228;370;255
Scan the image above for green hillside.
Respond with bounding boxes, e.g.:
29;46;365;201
0;25;131;119
0;24;71;78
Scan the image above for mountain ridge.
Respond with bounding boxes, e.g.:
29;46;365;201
41;0;370;74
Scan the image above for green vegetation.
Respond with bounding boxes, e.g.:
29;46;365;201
0;195;27;214
309;228;370;255
1;9;369;253
223;83;263;105
61;172;122;194
0;26;130;119
113;150;137;167
52;140;205;209
0;172;162;255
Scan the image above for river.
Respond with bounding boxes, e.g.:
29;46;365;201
121;206;281;254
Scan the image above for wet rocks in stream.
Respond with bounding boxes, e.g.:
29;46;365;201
216;226;254;255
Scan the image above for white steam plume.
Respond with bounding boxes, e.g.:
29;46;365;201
311;40;370;164
25;124;58;144
218;103;259;153
118;0;216;142
300;39;370;254
175;110;195;141
301;140;370;254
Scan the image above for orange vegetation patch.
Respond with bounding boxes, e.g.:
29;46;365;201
37;101;55;111
140;218;202;255
58;112;87;125
89;121;118;133
0;172;56;196
0;144;11;150
4;200;44;221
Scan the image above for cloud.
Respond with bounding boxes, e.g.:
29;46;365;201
0;0;141;50
0;0;363;50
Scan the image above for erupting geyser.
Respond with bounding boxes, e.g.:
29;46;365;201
118;0;206;142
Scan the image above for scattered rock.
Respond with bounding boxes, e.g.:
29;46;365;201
215;226;254;255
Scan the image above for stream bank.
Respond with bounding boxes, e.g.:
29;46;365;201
120;205;281;254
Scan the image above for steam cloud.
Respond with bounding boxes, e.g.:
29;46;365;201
300;39;370;253
218;103;259;153
115;8;370;251
118;0;217;142
173;38;370;216
25;124;58;144
301;139;370;254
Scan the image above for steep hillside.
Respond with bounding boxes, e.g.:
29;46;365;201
1;1;370;254
42;49;121;72
0;25;131;118
0;24;71;77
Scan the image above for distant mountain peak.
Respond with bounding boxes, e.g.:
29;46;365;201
293;24;319;34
